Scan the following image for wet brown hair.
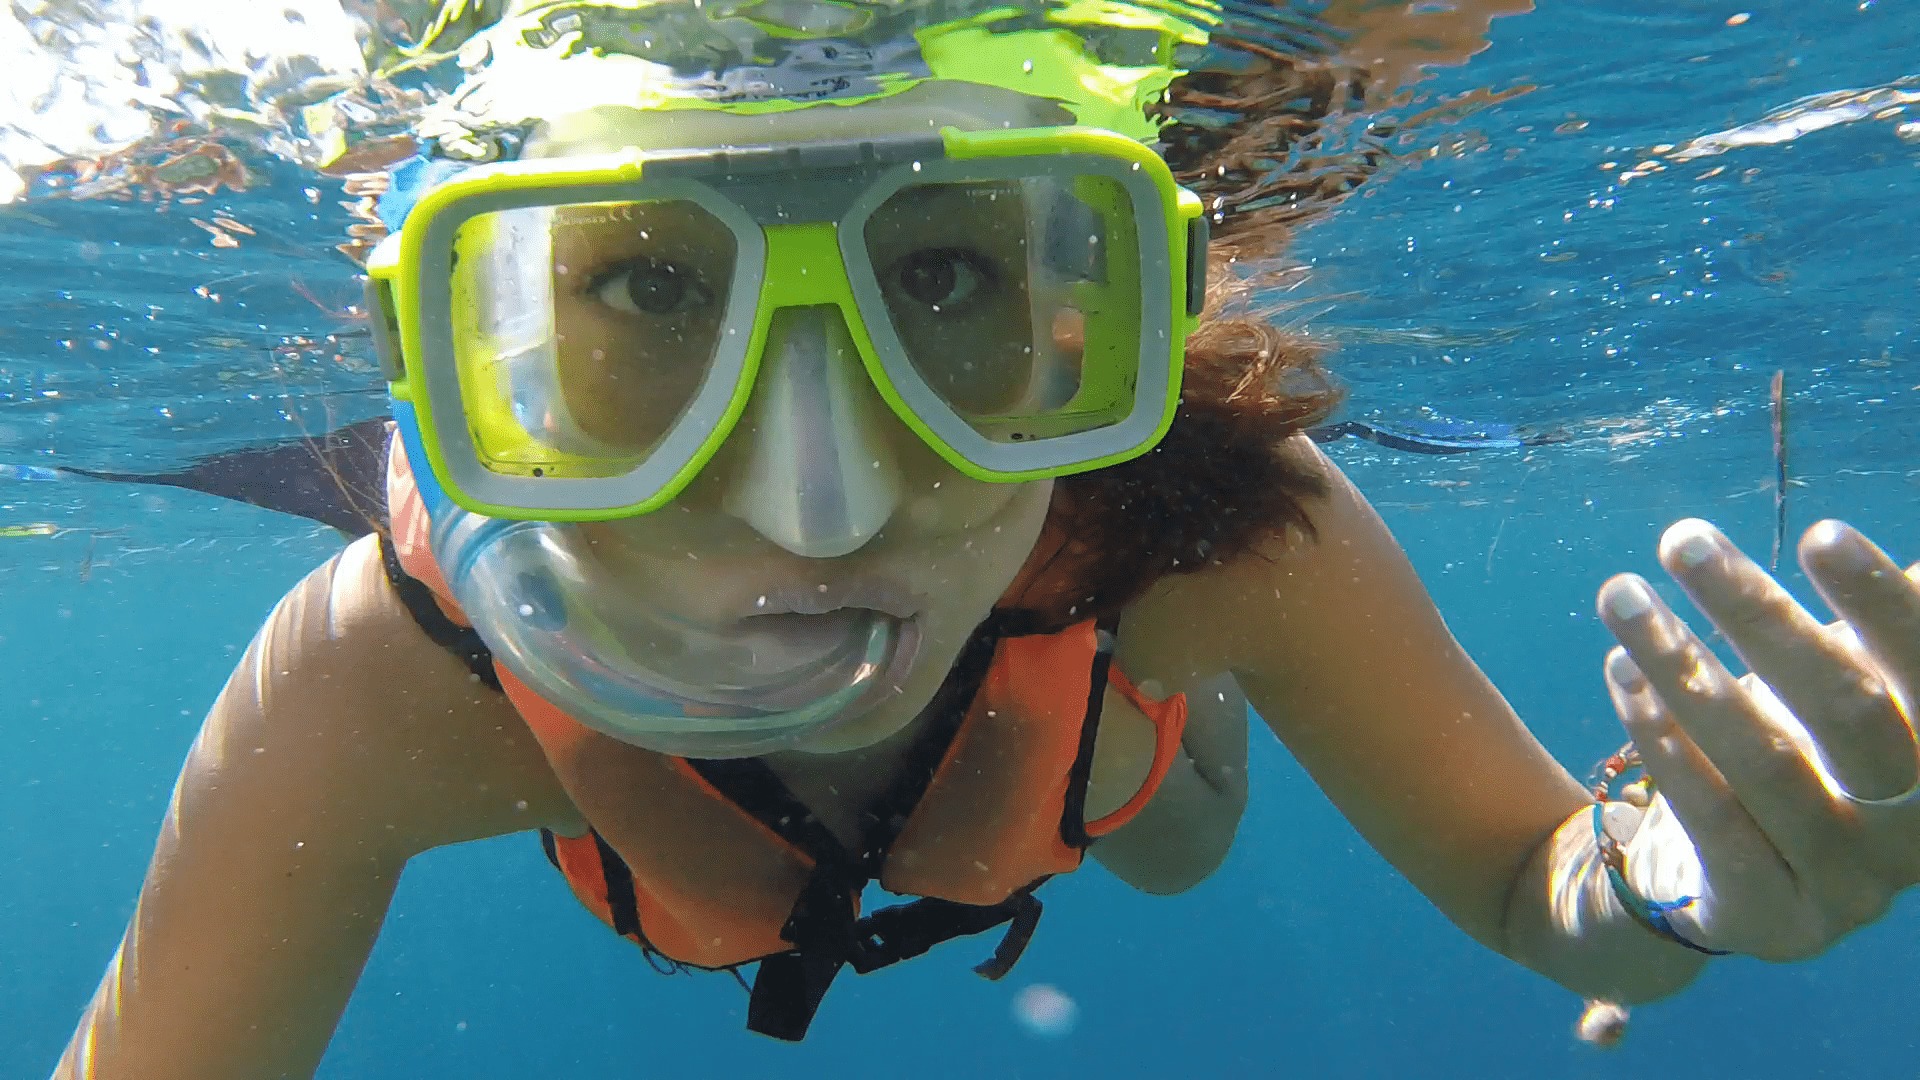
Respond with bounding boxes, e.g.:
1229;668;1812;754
1022;59;1382;626
1024;255;1342;626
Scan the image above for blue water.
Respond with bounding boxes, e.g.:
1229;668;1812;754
5;1;1919;1076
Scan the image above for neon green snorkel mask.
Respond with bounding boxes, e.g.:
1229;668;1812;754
364;0;1215;757
373;0;1219;531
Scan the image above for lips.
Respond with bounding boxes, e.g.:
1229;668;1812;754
715;607;922;726
743;576;923;622
723;577;925;728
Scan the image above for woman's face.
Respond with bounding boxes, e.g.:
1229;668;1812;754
507;186;1061;754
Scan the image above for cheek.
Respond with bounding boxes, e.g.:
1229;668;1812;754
900;479;1012;535
897;476;1053;582
889;438;1032;535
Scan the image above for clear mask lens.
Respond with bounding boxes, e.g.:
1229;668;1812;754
401;139;1177;519
449;198;742;480
859;171;1145;446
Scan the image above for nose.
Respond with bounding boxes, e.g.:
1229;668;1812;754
719;306;906;559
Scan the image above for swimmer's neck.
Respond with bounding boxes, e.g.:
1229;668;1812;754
756;708;932;840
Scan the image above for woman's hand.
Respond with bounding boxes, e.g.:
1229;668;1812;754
1595;517;1920;960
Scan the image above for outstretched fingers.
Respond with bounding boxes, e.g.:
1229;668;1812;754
1660;520;1920;803
1601;643;1779;891
1798;522;1920;777
1597;570;1845;882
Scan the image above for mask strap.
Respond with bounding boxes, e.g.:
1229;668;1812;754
374;155;476;231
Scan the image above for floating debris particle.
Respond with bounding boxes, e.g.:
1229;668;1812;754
1575;999;1630;1048
1012;984;1078;1039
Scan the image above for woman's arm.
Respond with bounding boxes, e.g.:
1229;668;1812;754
1119;437;1707;1003
1090;674;1251;894
55;536;580;1080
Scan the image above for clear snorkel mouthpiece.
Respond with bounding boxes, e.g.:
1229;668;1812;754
431;509;899;759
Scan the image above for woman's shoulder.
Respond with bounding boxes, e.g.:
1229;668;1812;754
259;533;446;685
1117;430;1553;848
1114;437;1417;688
223;534;585;851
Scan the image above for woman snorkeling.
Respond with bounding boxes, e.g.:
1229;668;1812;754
52;1;1920;1076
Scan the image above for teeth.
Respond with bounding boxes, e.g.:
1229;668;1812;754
749;581;917;620
782;597;838;615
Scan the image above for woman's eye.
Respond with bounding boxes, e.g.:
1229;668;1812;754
590;259;711;316
890;248;994;311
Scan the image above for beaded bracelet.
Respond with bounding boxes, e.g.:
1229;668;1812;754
1587;742;1731;957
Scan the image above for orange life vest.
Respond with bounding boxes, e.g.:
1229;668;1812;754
381;435;1188;1039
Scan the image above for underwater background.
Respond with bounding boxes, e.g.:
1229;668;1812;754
3;0;1919;1076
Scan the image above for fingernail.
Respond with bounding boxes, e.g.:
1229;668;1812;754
1663;519;1719;570
1807;519;1876;572
1607;648;1646;689
1604;578;1654;621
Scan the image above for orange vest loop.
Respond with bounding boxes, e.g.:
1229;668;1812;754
381;434;1188;1041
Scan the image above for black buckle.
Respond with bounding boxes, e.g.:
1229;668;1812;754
747;888;1047;1041
848;893;1043;977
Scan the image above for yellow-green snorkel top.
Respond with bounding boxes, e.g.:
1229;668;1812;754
397;0;1224;160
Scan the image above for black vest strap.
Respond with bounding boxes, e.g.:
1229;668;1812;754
973;891;1045;979
694;613;1011;1041
854;891;1044;977
748;886;1047;1040
589;830;644;940
685;757;861;874
707;609;1116;1042
376;532;501;691
1059;611;1122;848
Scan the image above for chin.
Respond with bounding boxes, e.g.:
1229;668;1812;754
761;645;975;757
784;696;923;755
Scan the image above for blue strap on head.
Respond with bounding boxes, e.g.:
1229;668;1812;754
378;156;473;522
376;155;475;231
391;399;455;521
